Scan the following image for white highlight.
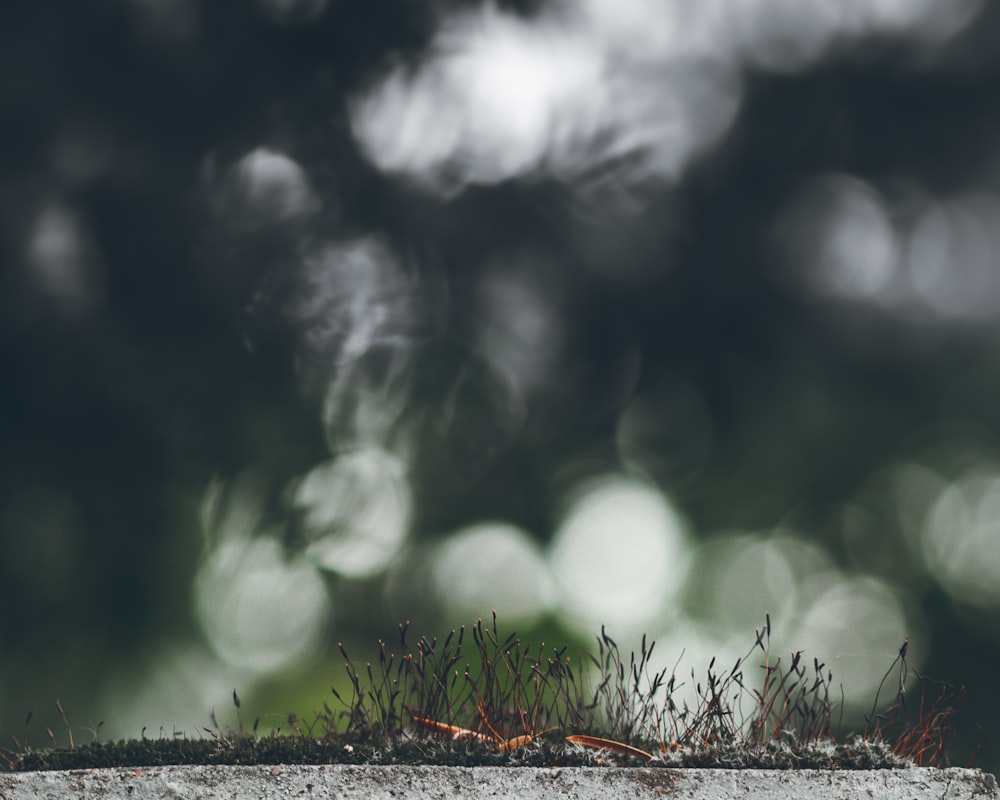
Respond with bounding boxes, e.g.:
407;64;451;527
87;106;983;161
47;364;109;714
350;5;739;194
692;532;834;634
907;193;1000;321
294;447;412;578
778;174;898;302
790;575;911;706
350;0;978;197
193;477;330;674
778;176;1000;325
193;534;329;673
433;521;554;626
920;464;1000;608
549;476;691;635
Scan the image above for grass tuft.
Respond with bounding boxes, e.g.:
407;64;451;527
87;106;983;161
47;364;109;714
1;616;965;772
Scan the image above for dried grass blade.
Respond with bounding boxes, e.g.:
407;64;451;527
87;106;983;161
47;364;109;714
565;734;653;760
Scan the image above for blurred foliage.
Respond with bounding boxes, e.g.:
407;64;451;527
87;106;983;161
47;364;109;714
2;0;1000;777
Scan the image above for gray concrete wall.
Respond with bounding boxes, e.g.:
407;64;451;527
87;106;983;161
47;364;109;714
2;765;998;800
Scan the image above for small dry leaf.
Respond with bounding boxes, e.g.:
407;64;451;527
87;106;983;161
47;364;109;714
412;715;489;743
565;734;653;761
496;734;535;752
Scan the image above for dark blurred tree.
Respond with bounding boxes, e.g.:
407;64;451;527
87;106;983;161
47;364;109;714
3;0;1000;772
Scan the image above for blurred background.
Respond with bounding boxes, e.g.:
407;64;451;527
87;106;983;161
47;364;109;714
2;0;1000;773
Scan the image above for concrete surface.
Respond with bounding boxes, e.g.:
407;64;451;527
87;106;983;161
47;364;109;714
1;765;997;799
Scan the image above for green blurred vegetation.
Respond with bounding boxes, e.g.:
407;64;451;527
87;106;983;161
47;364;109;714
2;0;1000;777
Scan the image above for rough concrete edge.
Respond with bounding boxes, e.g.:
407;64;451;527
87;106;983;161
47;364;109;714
1;766;997;800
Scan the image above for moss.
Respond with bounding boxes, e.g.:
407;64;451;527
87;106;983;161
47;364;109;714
1;616;962;773
7;734;912;772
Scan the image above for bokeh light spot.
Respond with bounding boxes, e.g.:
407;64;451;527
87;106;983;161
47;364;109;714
907;193;1000;321
349;4;739;197
98;645;244;740
549;475;691;636
920;463;1000;608
778;177;1000;326
676;527;918;710
643;616;751;713
574;0;719;60
777;174;899;304
475;262;564;401
732;0;845;72
26;202;104;314
293;447;412;578
688;534;797;633
219;148;318;224
790;574;913;707
351;0;975;200
194;478;329;674
193;534;329;674
433;521;554;627
290;238;425;448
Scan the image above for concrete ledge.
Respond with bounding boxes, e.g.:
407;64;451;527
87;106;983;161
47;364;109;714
1;765;997;799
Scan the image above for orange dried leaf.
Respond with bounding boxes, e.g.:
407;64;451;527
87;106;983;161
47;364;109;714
497;734;535;752
565;734;653;761
411;715;488;743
